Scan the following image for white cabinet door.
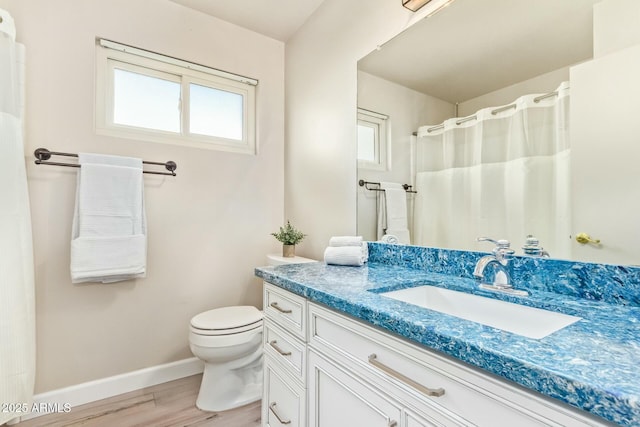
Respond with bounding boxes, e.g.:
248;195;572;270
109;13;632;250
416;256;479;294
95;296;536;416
308;349;402;427
263;356;305;427
405;410;441;427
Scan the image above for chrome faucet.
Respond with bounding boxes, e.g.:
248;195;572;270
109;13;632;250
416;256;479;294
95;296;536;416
474;237;529;297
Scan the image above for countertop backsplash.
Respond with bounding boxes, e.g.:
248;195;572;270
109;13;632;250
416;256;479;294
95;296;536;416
367;242;640;307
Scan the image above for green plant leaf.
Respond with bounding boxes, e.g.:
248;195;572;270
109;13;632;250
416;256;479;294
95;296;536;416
271;220;306;245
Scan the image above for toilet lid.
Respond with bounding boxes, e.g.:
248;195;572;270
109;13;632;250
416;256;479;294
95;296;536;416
190;306;263;331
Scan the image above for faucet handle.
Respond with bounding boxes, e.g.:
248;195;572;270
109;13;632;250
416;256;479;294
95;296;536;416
477;237;511;249
477;237;514;260
477;236;497;244
522;234;550;257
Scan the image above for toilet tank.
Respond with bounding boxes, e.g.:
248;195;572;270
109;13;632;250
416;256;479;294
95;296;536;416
266;254;316;266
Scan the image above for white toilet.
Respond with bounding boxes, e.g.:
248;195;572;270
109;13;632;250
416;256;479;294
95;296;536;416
189;305;263;412
189;254;315;412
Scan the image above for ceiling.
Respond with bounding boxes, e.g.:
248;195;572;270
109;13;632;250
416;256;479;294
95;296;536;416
169;0;326;42
358;0;601;103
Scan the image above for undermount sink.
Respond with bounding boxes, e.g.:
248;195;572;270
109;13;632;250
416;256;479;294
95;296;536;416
380;285;581;339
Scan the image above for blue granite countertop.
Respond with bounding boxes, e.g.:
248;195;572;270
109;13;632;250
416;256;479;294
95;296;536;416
255;261;640;426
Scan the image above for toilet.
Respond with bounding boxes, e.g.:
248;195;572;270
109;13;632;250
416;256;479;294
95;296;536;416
189;254;315;412
189;305;263;412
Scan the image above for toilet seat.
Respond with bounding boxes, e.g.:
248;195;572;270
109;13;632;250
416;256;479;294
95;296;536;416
190;306;263;336
190;321;262;336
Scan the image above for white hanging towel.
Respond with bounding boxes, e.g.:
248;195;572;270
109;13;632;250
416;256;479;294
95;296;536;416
377;182;411;244
70;153;147;283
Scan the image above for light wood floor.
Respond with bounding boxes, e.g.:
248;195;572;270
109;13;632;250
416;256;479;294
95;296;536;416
15;374;261;427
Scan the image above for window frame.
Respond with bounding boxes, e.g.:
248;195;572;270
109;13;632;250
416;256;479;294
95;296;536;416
95;40;257;155
357;108;389;171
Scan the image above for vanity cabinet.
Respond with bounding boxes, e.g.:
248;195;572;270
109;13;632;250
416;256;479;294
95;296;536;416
307;304;607;427
263;282;609;427
262;283;308;427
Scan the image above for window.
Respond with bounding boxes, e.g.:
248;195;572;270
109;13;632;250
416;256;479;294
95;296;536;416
95;39;257;154
357;108;389;170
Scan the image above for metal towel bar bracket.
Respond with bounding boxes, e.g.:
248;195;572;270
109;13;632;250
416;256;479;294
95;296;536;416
34;148;177;176
359;179;417;194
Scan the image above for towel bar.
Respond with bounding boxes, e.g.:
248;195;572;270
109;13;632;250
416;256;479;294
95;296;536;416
34;148;177;176
358;179;416;193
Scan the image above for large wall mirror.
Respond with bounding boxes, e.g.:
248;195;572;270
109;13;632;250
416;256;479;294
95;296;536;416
357;0;640;266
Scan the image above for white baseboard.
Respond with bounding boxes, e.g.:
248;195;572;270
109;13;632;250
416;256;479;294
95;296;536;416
14;357;204;423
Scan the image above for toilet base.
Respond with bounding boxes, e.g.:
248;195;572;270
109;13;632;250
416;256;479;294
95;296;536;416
195;347;263;412
196;381;262;412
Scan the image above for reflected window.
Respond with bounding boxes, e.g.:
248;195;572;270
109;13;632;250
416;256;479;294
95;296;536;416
357;108;389;170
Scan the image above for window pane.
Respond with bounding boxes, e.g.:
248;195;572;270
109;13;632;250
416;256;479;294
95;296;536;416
357;123;377;162
190;84;243;140
113;68;180;133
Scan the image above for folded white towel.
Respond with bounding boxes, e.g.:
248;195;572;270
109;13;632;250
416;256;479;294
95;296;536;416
324;243;368;266
70;153;147;283
329;235;363;247
71;235;146;283
380;234;399;244
385;229;410;245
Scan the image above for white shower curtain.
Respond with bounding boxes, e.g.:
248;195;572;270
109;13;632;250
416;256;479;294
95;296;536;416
413;82;571;258
0;10;36;425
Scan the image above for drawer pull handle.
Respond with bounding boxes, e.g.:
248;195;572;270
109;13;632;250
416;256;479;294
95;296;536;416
270;302;292;314
269;402;291;425
368;354;445;397
269;340;292;356
389;421;398;427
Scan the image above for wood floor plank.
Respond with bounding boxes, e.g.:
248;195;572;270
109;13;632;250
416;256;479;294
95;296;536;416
13;374;262;427
17;393;156;427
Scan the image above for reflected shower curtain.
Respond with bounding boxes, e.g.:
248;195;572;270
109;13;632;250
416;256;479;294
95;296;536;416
0;11;35;425
414;82;571;258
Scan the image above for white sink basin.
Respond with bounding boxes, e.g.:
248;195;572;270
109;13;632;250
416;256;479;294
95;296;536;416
380;285;581;339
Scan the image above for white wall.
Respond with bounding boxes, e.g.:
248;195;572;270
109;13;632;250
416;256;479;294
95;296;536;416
1;0;284;393
356;70;453;242
571;44;640;265
284;0;436;258
570;0;640;265
594;0;640;57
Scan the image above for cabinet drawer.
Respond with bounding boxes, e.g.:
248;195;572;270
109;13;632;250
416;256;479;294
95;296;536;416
264;283;307;340
263;356;305;427
264;319;306;385
308;349;402;427
309;303;601;427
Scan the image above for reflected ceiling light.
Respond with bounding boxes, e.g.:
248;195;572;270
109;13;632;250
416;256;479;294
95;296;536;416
402;0;454;14
402;0;433;12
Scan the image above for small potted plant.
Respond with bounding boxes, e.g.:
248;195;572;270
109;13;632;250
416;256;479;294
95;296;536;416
271;220;306;257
